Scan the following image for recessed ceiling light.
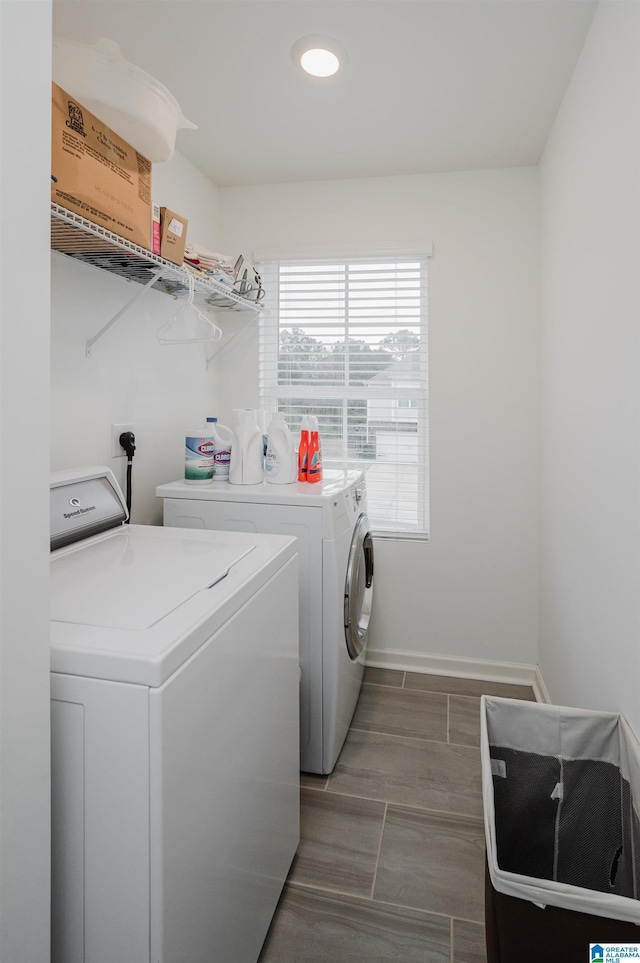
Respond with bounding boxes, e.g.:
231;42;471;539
291;35;347;78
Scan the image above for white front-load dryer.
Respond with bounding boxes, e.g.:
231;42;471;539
157;470;375;774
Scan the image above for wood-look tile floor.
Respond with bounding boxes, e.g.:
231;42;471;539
258;668;535;963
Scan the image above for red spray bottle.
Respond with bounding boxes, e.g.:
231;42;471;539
307;416;323;483
298;415;310;482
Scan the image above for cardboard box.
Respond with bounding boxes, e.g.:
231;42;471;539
51;82;152;249
159;208;188;265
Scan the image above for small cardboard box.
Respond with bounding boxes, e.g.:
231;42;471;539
51;82;152;249
151;201;161;255
159;208;188;265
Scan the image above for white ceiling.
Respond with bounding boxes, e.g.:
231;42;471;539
52;0;597;188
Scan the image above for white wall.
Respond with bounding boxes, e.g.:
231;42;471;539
539;1;640;730
0;3;52;960
220;168;540;675
51;151;228;524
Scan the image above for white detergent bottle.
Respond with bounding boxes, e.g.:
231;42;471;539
185;421;216;485
258;409;271;470
206;417;233;481
229;409;264;485
265;411;297;484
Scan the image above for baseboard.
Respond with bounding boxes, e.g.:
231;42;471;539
532;665;551;704
365;646;550;701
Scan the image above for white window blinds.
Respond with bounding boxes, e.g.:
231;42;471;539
258;256;429;535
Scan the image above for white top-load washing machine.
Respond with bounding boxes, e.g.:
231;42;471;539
157;470;374;775
50;466;299;963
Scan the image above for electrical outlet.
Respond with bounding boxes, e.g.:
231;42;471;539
111;423;134;458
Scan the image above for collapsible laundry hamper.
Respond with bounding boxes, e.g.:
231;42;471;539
481;696;640;962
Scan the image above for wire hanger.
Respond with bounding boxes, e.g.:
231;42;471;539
156;272;223;345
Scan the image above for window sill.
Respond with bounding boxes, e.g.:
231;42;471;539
371;529;429;542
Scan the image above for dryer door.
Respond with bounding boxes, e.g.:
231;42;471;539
344;514;374;660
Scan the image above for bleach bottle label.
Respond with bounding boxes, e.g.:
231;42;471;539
213;445;231;480
185;435;215;482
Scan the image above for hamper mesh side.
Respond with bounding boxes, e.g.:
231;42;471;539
490;748;560;881
557;759;624;893
614;777;636;899
490;745;640;903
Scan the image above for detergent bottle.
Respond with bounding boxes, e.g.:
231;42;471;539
206;417;233;481
265;412;297;484
258;409;270;471
185;420;216;484
307;416;323;484
298;415;310;482
229;409;264;485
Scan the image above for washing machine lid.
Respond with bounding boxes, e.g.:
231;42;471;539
49;466;298;687
51;525;254;631
50;523;296;687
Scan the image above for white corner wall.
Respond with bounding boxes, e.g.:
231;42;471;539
0;3;52;960
540;1;640;730
51;152;226;524
220;168;540;676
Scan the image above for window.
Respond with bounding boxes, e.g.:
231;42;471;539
258;255;429;535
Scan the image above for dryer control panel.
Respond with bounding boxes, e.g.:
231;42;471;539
353;480;367;508
346;476;368;515
326;475;369;537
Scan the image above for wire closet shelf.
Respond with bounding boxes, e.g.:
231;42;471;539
50;203;263;314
